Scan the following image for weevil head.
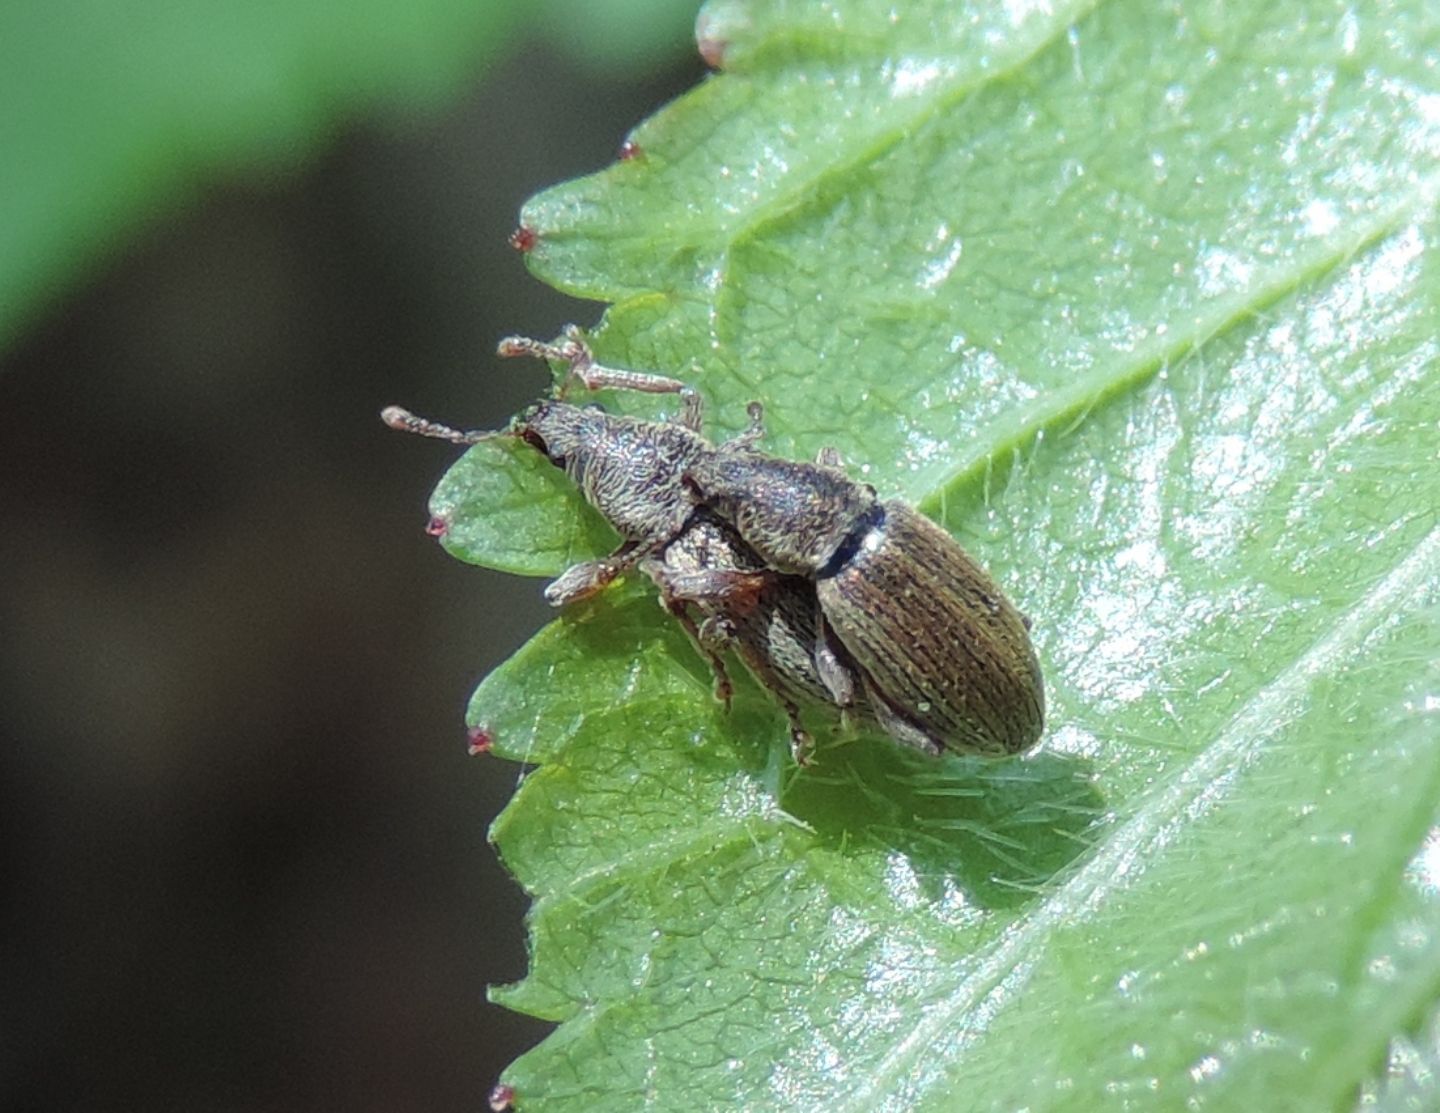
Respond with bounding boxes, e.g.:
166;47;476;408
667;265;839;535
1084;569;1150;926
686;452;877;575
510;398;599;467
513;399;707;545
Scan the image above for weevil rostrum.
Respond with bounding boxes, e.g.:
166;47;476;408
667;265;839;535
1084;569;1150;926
384;328;1043;762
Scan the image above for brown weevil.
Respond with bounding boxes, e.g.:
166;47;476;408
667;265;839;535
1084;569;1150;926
685;449;1045;757
382;329;870;759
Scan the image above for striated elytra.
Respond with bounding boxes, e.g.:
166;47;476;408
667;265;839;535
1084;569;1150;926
816;503;1043;756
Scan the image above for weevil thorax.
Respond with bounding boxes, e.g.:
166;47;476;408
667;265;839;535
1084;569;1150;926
687;452;878;576
514;400;708;545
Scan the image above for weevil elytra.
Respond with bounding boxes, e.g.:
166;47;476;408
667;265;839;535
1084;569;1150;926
382;329;871;759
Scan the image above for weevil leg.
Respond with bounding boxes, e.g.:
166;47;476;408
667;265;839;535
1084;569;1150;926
646;566;769;612
643;558;736;706
814;609;859;707
788;717;815;767
544;541;647;606
544;560;623;606
816;445;844;468
679;609;737;707
695;613;738;652
650;560;814;765
865;686;944;757
497;327;704;430
725;631;815;764
721;401;767;452
725;643;815;764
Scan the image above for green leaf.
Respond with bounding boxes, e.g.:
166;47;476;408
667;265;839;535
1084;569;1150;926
433;439;619;577
435;0;1440;1107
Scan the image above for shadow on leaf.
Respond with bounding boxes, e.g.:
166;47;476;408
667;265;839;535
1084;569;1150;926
780;736;1103;911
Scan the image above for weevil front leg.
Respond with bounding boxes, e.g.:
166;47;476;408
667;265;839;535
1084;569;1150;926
498;326;704;432
544;541;649;606
380;407;492;445
645;565;771;611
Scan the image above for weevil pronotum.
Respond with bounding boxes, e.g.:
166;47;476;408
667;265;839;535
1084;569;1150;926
383;329;872;759
386;328;1043;760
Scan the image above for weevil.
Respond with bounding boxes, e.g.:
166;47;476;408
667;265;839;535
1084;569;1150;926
685;449;1045;757
382;328;870;759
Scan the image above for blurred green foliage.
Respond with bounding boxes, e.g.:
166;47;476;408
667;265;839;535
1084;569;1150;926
0;0;698;348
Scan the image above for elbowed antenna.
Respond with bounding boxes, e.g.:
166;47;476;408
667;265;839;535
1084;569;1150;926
380;406;494;445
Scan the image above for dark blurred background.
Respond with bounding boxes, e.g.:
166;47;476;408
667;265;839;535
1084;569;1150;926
0;7;704;1109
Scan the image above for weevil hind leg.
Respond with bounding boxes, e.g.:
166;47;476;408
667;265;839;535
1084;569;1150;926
865;686;944;757
814;610;859;708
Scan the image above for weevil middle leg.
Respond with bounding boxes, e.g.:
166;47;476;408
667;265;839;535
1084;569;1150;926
721;402;767;452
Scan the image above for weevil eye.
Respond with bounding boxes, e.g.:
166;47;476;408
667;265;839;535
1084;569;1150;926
518;427;551;457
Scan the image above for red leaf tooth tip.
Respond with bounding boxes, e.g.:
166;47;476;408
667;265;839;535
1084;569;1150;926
695;11;728;69
467;725;495;756
697;34;727;68
425;515;449;537
488;1083;516;1111
508;226;537;252
618;138;643;161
